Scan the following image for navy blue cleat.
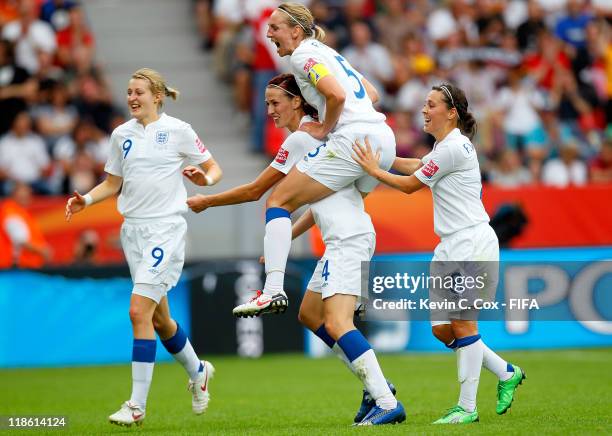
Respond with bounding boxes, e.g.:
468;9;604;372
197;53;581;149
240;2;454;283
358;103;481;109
353;381;397;423
356;401;406;426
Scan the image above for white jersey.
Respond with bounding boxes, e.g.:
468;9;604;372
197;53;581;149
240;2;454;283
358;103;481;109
269;116;374;241
105;113;212;219
414;128;489;238
289;39;385;130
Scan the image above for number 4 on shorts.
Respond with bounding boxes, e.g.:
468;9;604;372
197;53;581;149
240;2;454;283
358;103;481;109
322;259;330;281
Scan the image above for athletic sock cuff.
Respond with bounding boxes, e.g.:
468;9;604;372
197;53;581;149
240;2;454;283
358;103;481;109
161;322;187;354
314;324;335;349
455;334;481;349
132;339;157;363
337;329;371;362
266;207;290;223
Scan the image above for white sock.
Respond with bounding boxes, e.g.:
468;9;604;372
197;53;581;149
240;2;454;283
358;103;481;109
482;342;513;381
173;340;202;381
457;339;483;413
130;362;154;409
332;342;355;374
263;212;291;295
352;349;397;409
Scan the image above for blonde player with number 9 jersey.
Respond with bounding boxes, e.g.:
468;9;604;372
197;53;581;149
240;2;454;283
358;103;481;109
65;68;222;427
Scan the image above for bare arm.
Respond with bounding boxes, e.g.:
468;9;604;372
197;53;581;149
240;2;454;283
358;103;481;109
362;76;379;105
391;157;423;175
353;139;425;195
300;75;346;140
65;173;123;221
187;167;285;213
292;208;316;240
182;157;223;186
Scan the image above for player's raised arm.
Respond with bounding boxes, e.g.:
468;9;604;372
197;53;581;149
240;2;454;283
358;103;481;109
65;173;123;221
300;74;345;140
187;166;285;213
353;138;425;195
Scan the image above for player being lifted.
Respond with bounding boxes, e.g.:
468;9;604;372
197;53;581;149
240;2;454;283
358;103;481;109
187;73;405;426
231;2;396;318
65;68;222;427
353;83;526;424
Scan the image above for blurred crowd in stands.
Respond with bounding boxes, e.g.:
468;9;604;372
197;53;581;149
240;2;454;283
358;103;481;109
195;0;612;187
0;0;125;199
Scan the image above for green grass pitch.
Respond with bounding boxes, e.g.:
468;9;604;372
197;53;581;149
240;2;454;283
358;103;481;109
1;349;611;435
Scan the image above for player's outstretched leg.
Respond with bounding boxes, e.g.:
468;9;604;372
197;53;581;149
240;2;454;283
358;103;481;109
311;322;398;423
109;337;155;427
188;361;215;414
157;314;215;415
233;207;291;317
108;401;146;427
496;365;526;414
433;333;483;424
232;290;288;317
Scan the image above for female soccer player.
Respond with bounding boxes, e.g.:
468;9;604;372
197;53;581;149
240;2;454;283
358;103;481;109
352;83;525;424
65;68;222;427
187;73;404;426
233;2;397;319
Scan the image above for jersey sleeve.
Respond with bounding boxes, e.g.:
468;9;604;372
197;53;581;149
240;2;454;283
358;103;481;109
291;45;332;87
178;125;212;165
269;132;312;174
414;143;456;186
104;131;123;176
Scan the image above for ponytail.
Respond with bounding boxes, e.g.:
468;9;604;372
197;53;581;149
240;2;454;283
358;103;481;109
433;83;477;140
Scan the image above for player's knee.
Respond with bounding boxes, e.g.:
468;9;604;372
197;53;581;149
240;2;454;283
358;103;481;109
324;317;353;341
129;305;151;326
432;324;454;343
298;307;321;331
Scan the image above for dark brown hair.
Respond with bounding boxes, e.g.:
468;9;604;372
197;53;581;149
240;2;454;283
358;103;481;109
432;82;477;140
267;73;318;119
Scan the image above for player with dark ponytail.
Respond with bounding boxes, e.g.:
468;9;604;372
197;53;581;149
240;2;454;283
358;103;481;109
353;82;526;425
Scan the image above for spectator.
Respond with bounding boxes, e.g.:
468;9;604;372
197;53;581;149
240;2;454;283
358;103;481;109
489;149;533;188
373;0;409;54
542;138;588;186
32;80;78;147
0;111;52;195
590;137;612;183
73;73;117;133
0;181;52;268
342;20;394;108
40;0;77;31
555;0;593;49
1;0;57;74
516;0;547;52
72;229;99;265
0;39;37;135
494;66;548;153
52;119;97;193
55;4;95;70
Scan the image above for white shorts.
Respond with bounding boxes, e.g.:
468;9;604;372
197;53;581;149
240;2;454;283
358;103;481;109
120;215;187;304
307;233;375;300
296;121;396;193
430;222;499;326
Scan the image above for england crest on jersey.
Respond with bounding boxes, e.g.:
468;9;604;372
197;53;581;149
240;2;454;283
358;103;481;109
155;131;169;145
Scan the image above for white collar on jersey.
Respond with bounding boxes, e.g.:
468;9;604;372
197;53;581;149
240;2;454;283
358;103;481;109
298;115;315;128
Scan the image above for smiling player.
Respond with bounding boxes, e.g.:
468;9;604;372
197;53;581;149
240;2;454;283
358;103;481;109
65;68;222;427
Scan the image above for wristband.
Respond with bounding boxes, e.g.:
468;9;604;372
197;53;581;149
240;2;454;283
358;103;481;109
204;175;214;186
83;194;93;206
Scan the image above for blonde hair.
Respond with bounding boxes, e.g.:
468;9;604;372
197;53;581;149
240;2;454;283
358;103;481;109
131;67;179;108
277;2;325;42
